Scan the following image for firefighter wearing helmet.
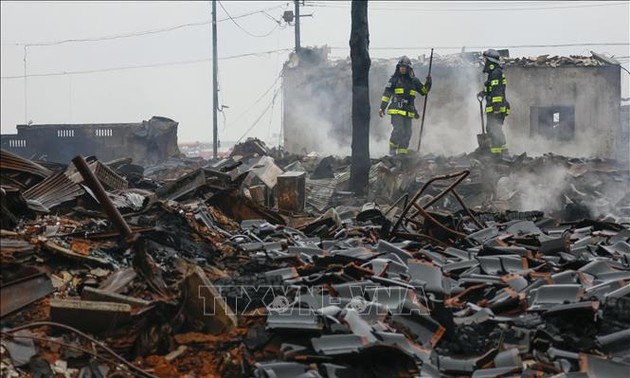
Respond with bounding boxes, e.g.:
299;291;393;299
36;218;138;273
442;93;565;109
478;49;511;155
379;56;432;156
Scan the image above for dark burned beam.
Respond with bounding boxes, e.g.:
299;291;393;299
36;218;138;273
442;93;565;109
1;272;54;317
72;155;132;237
349;0;371;197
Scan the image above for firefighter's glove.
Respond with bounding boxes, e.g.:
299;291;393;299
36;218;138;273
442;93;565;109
425;75;432;91
378;108;384;118
477;91;484;101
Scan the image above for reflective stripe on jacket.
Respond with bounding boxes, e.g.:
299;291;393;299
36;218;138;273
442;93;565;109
483;64;511;116
380;74;428;118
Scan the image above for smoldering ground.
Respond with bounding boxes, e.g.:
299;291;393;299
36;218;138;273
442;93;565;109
282;54;629;218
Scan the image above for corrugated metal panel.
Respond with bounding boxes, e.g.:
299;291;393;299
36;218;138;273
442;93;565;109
67;160;127;191
306;178;336;212
0;149;52;178
0;149;52;190
23;172;84;210
306;165;380;212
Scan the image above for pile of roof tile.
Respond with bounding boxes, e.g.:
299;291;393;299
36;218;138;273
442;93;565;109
503;55;611;68
371;52;619;70
1;145;628;377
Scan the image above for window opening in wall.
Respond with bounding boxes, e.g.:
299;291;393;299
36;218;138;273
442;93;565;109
57;129;75;137
9;139;27;147
95;129;113;137
530;106;575;141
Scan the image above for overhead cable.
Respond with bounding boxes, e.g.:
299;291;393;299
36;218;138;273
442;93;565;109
0;49;292;79
218;1;279;38
0;3;287;47
306;1;627;12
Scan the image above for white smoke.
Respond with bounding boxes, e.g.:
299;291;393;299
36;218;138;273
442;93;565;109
497;164;571;213
492;162;629;219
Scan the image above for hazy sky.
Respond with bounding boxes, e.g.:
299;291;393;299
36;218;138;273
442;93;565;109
1;1;628;144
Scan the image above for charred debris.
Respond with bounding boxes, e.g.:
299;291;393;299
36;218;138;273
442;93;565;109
1;139;629;377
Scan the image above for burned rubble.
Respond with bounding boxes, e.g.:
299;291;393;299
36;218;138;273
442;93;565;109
1;139;629;377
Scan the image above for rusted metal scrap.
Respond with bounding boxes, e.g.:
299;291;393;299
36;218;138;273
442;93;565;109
391;170;482;242
0;150;628;377
71;155;169;297
0;270;53;317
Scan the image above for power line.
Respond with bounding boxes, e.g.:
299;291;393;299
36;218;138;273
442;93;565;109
316;0;597;5
236;87;281;143
262;10;283;25
218;1;279;38
223;69;283;134
0;49;292;79
307;1;627;12
229;68;285;127
3;43;620;80
0;4;288;47
308;1;627;12
10;20;212;47
0;59;208;79
357;1;576;4
329;43;630;51
218;48;293;60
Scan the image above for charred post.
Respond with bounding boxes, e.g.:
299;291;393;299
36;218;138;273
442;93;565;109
349;0;371;197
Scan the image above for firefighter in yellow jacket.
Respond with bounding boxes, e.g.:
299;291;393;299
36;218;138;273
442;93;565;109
478;49;511;155
378;56;432;155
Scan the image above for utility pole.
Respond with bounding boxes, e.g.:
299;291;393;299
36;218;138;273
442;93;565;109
284;2;311;53
294;0;301;52
212;0;219;159
349;0;370;197
23;46;28;124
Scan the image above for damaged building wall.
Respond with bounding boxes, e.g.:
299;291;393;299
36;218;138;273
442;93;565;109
283;54;494;156
504;65;621;158
1;116;181;165
283;49;622;158
282;55;435;156
621;104;630;161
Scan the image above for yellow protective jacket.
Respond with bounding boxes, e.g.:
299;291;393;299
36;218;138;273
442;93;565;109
380;74;429;118
483;64;511;115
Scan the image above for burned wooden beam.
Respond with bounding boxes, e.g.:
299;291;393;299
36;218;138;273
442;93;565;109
349;0;371;197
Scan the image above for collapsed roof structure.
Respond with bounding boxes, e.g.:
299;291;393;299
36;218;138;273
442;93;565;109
1;139;629;377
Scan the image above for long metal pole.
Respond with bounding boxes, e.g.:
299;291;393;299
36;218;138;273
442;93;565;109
416;48;434;152
212;0;218;159
71;156;133;237
23;46;28;124
478;96;485;134
294;0;301;52
68;75;73;123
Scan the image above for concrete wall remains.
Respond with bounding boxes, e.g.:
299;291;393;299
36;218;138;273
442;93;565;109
1;116;181;165
282;50;622;158
504;65;621;158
